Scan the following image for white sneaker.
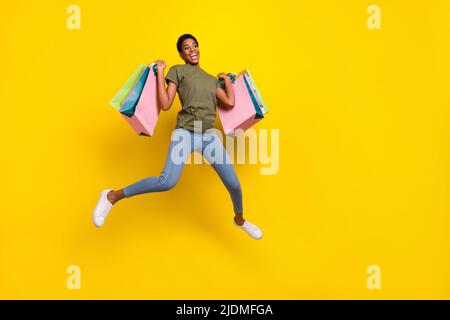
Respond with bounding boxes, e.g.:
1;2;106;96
93;189;114;228
234;220;263;240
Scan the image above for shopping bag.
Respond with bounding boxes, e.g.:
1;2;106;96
217;69;268;136
217;70;267;117
109;64;147;110
243;69;270;114
243;73;264;118
120;66;150;117
217;69;267;136
121;63;161;136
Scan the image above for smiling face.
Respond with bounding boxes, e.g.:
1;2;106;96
179;38;199;65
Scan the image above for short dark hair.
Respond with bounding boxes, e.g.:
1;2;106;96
176;34;198;53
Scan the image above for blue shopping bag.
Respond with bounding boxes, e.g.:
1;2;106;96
119;66;151;117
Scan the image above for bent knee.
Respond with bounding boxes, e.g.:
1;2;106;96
159;175;178;191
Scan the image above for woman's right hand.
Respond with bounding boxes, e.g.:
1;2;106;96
154;59;166;74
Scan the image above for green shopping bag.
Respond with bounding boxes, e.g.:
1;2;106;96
119;66;150;117
245;69;270;113
243;73;264;119
109;64;147;110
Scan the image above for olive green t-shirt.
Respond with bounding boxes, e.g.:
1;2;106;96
165;63;221;132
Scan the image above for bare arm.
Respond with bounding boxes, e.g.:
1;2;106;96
155;60;177;111
216;73;235;109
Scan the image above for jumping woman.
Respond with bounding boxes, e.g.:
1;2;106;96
93;34;263;239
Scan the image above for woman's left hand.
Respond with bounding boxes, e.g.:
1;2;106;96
217;73;229;81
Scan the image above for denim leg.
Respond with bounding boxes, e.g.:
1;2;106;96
202;132;243;214
123;129;193;197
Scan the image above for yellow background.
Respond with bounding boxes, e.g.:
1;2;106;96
0;0;449;299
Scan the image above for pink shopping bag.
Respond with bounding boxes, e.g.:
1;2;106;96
217;69;263;136
121;63;161;136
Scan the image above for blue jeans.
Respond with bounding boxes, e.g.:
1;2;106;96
123;128;243;214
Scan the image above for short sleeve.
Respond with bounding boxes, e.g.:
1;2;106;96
165;65;179;87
